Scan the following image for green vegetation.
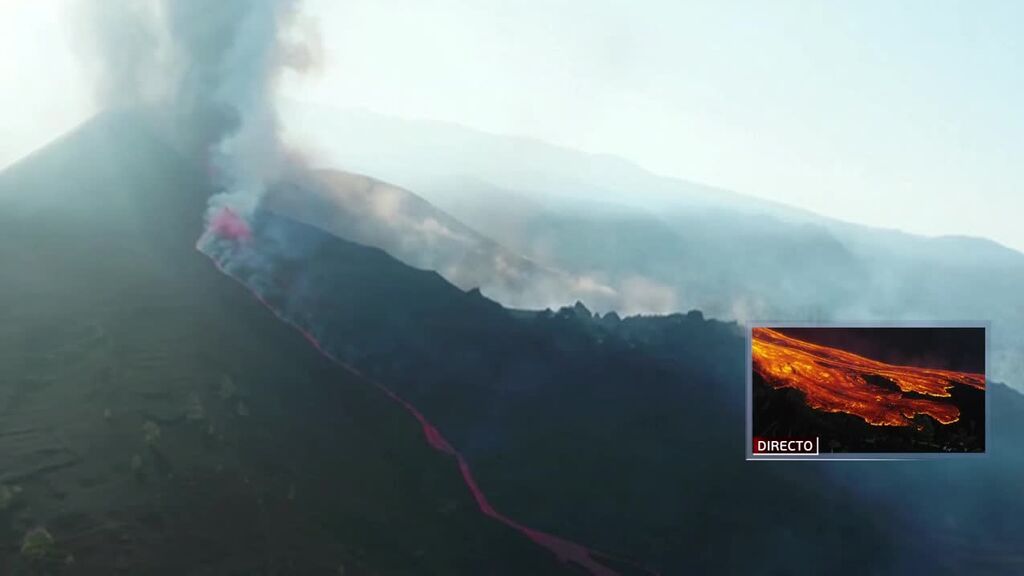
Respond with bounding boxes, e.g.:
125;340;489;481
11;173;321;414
185;392;206;421
20;527;56;561
219;375;237;400
143;420;161;445
0;484;19;511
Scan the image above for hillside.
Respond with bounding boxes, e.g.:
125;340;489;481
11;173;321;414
205;207;1024;575
264;169;618;311
279;104;1024;388
0;111;573;575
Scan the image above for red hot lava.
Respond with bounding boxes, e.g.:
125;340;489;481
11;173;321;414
208;207;252;242
200;248;658;576
752;328;984;427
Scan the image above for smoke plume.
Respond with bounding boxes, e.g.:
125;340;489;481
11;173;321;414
83;0;317;220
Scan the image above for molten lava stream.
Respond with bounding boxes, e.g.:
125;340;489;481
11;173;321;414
199;226;661;576
752;328;984;427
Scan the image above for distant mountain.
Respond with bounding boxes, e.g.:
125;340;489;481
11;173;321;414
279;103;1024;389
278;100;795;217
205;204;1024;575
264;169;620;311
0;110;573;575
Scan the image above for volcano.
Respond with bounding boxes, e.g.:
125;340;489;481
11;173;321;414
0;111;573;575
4;111;1024;575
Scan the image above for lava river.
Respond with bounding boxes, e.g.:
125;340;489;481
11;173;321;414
199;208;658;576
752;328;985;427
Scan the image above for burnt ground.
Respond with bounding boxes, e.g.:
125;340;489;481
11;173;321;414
0;111;574;575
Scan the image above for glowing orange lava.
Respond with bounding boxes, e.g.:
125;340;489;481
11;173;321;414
752;328;985;427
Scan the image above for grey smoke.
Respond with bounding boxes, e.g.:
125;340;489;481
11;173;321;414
277;104;1024;390
83;0;316;217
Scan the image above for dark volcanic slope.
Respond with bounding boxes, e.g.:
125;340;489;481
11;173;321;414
0;112;573;575
207;208;1024;576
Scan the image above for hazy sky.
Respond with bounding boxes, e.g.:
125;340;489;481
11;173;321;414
2;1;1021;251
0;2;93;169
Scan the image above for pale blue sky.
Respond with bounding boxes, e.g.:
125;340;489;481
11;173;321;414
3;1;1022;251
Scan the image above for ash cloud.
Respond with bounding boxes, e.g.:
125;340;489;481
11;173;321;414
82;0;318;219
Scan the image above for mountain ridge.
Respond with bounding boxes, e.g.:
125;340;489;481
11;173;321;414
275;103;1024;389
262;167;621;311
0;108;577;575
281;102;1023;256
204;205;1024;575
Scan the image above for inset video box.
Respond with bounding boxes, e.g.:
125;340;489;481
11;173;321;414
746;324;987;460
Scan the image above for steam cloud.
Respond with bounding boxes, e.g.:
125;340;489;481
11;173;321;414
84;0;316;220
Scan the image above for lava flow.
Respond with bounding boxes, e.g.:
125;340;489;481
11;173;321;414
752;328;985;427
198;228;659;576
207;207;252;242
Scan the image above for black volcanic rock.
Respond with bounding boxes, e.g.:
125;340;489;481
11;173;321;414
0;111;573;575
205;207;1024;575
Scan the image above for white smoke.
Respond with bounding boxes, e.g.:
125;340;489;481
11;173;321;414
82;0;318;221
